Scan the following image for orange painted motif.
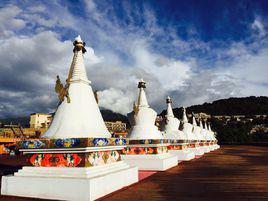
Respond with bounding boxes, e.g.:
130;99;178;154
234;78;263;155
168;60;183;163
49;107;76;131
29;153;82;167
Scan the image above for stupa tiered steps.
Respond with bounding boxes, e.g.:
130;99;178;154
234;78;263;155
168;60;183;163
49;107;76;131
1;137;138;201
121;139;178;171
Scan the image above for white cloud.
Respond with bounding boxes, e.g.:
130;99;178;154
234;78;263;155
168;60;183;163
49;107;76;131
0;1;267;118
0;5;25;37
251;17;266;37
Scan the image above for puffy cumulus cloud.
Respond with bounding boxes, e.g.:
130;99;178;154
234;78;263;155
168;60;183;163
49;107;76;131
132;44;192;90
85;58;167;114
0;0;268;118
221;47;268;96
169;70;242;107
0;5;25;37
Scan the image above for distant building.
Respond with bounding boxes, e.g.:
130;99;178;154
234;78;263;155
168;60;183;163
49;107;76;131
105;121;127;134
30;113;52;129
250;124;268;134
193;112;211;120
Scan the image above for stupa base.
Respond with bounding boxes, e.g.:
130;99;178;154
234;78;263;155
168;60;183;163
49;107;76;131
200;146;210;153
169;149;195;161
188;147;204;156
1;161;138;201
215;144;220;149
208;145;215;151
121;153;178;171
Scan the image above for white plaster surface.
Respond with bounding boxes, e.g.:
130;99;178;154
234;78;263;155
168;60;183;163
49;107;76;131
188;147;204;156
162;96;187;140
43;36;110;139
121;153;178;171
127;80;163;139
169;149;195;161
1;161;138;201
200;146;211;153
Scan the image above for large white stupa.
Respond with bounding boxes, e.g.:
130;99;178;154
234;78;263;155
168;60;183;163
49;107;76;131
43;35;110;139
1;36;138;201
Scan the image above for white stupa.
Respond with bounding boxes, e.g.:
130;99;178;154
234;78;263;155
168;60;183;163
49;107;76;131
204;122;214;151
122;80;177;171
191;114;204;156
161;97;194;161
162;96;185;139
200;120;211;153
208;123;220;150
192;114;201;140
127;79;163;139
1;36;138;201
43;35;110;139
182;107;195;140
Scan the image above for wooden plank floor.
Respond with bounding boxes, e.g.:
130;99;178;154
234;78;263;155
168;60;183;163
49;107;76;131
0;145;268;201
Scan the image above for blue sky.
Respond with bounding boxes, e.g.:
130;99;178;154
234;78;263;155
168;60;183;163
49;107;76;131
0;0;268;117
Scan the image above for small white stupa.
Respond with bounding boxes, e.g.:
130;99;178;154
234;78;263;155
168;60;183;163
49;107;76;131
208;123;220;150
162;97;195;161
182;107;195;140
127;79;163;139
200;120;211;153
162;96;184;139
122;80;178;171
1;36;138;201
204;121;214;151
191;114;205;156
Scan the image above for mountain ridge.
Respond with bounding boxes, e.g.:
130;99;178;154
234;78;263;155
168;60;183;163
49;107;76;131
160;96;268;118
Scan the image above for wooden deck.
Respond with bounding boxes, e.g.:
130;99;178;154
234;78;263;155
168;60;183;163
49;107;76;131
0;145;268;201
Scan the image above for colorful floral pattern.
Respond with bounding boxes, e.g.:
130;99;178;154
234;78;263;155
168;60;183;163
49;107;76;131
20;140;45;149
168;145;183;150
129;139;168;145
92;138;109;146
29;153;82;167
187;144;196;148
86;150;120;167
115;138;127;145
54;138;80;148
122;146;168;155
17;137;128;149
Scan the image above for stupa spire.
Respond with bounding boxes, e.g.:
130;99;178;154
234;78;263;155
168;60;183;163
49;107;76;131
192;112;197;126
66;35;90;85
204;121;208;130
137;78;149;107
199;119;203;129
208;123;212;131
166;96;174;118
182;107;188;123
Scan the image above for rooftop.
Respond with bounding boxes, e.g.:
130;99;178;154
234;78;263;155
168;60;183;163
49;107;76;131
0;145;268;201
